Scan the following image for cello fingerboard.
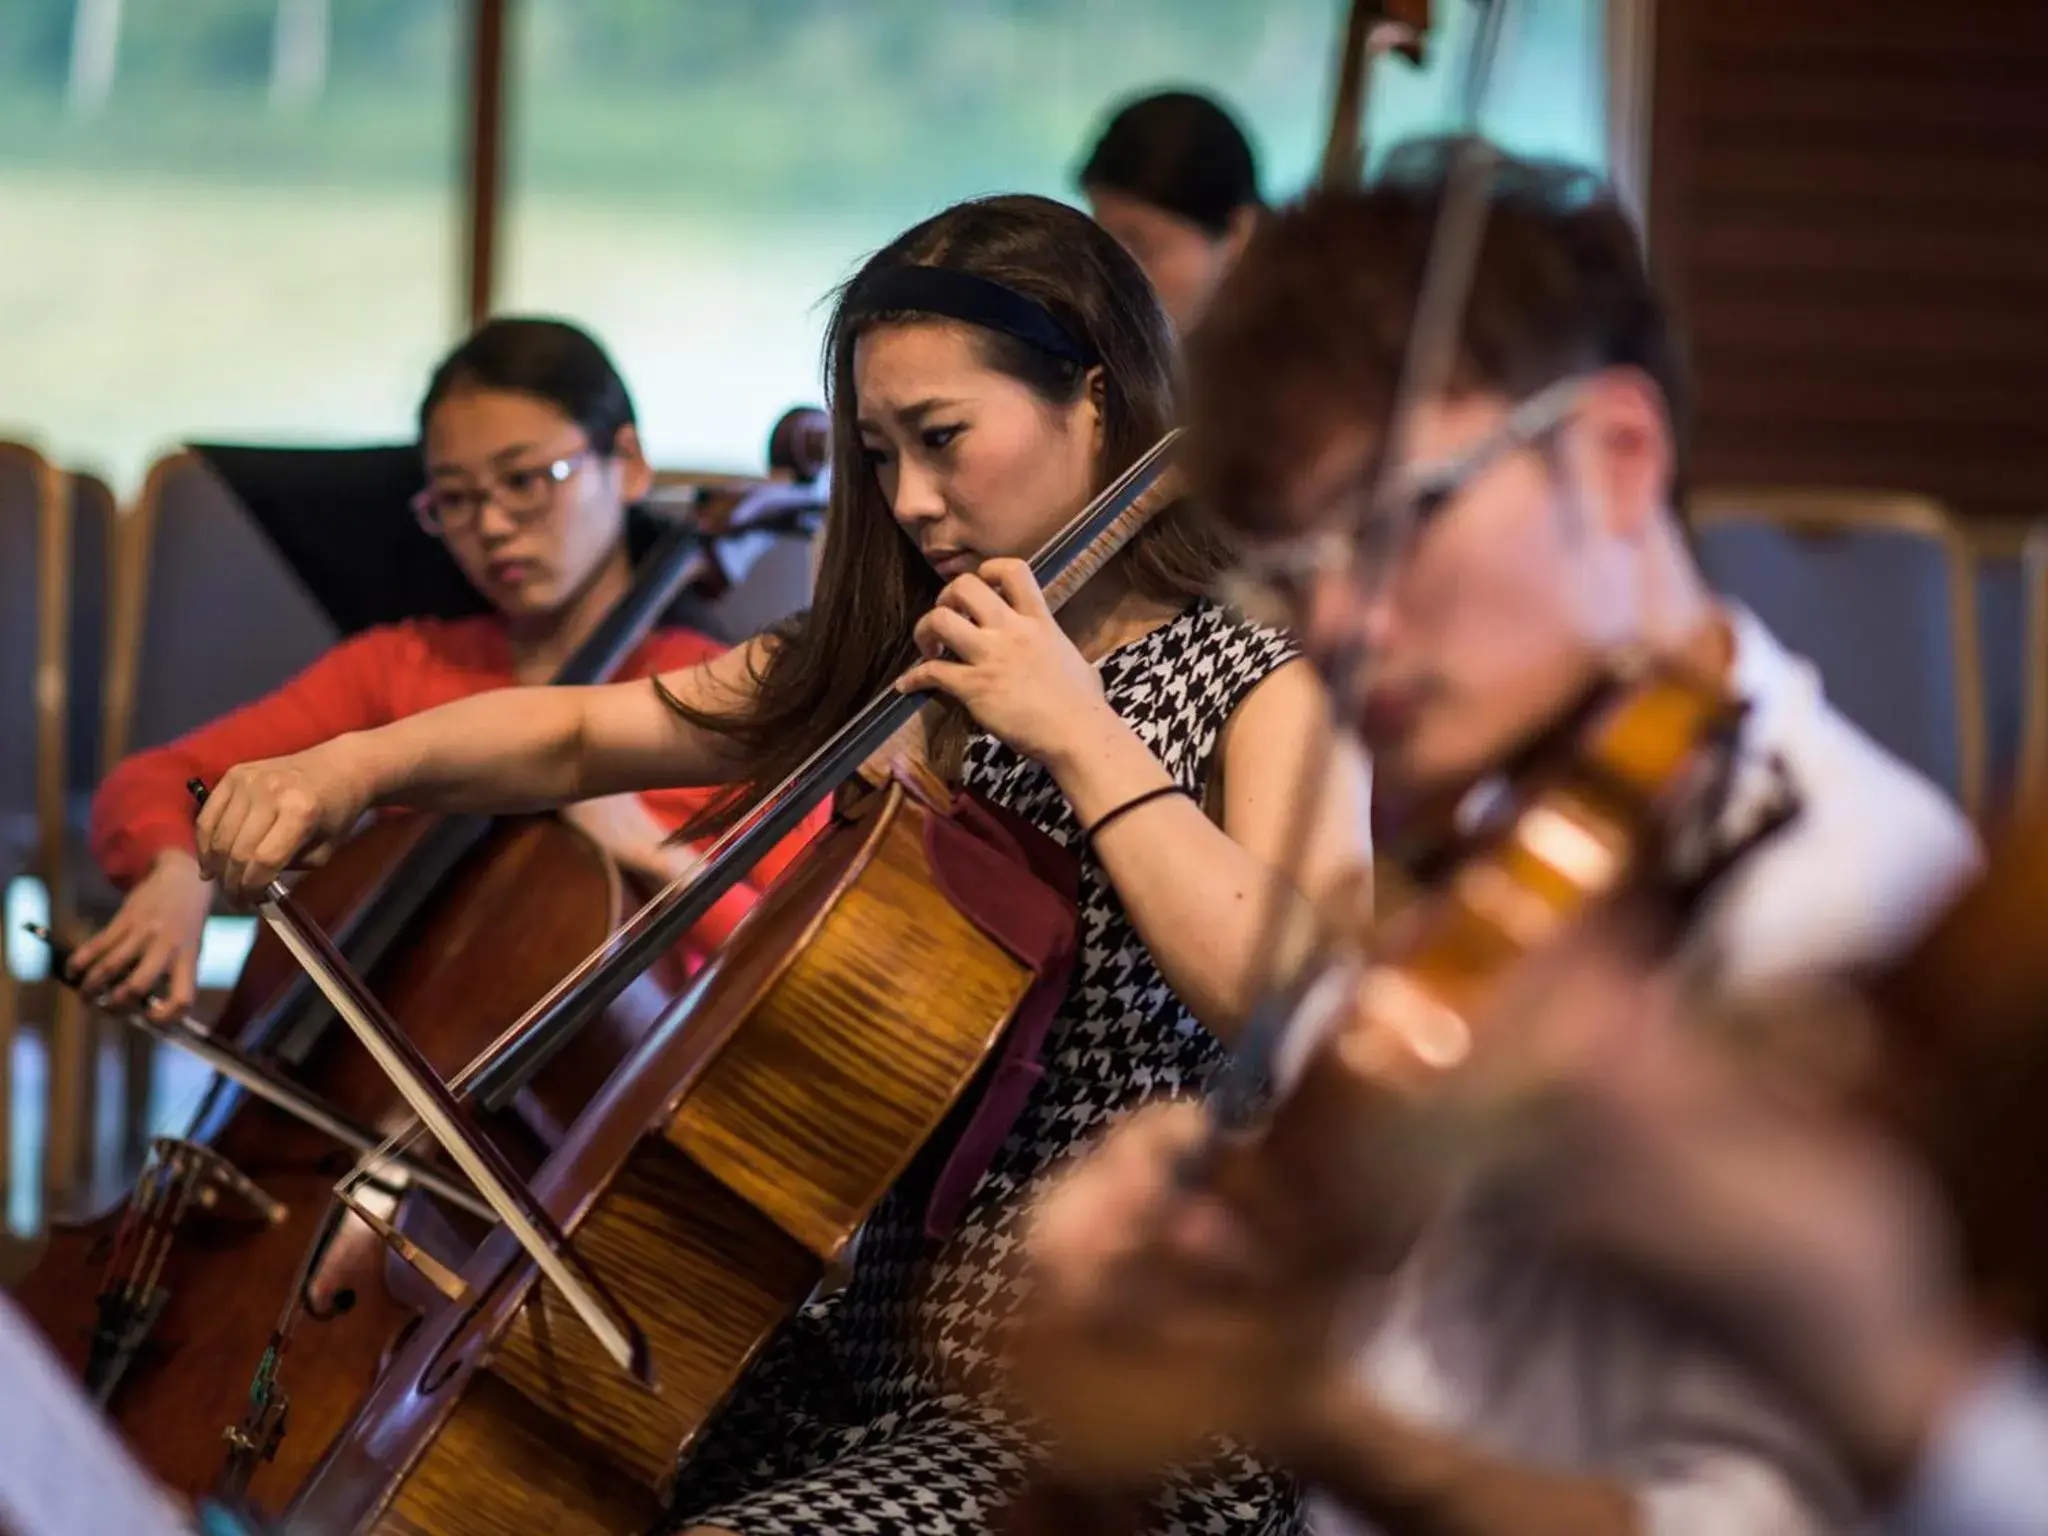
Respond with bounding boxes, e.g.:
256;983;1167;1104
1038;465;1185;616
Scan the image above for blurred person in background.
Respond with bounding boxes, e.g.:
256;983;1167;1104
1078;89;1263;334
1021;921;2048;1535
71;316;815;1018
1009;140;1981;1536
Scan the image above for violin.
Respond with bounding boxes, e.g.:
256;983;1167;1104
1001;651;1777;1525
254;437;1183;1535
1317;0;1430;188
9;414;827;1516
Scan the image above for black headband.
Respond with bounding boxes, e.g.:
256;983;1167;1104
845;265;1098;366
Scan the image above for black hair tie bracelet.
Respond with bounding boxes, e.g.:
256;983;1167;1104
1081;784;1190;855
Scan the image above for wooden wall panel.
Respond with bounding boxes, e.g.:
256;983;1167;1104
1649;0;2048;523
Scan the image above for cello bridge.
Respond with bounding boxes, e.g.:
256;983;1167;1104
82;1141;284;1404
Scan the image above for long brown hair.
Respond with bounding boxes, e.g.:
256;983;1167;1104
676;192;1230;832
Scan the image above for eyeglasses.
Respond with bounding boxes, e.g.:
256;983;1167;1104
411;447;592;536
1219;378;1585;631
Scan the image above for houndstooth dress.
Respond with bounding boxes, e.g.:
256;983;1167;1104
668;600;1305;1536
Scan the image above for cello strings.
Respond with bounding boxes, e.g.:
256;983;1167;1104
346;433;1187;1182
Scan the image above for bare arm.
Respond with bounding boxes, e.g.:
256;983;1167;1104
347;639;764;810
1049;659;1372;1042
896;562;1371;1044
197;640;766;898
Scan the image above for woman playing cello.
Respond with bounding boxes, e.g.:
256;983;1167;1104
72;317;815;1019
188;194;1370;1534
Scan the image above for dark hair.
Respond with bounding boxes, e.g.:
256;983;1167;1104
673;193;1228;832
418;316;637;453
1186;137;1691;536
1078;90;1261;237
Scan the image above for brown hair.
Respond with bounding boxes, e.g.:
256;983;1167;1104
420;316;636;452
675;192;1230;832
1185;137;1691;538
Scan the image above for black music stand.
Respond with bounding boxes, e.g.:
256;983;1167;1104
191;442;726;637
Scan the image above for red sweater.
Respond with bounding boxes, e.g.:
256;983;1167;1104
90;617;822;959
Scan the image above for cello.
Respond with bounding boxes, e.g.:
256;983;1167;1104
231;436;1184;1535
11;413;828;1515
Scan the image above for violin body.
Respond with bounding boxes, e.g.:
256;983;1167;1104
10;812;686;1513
285;770;1077;1535
1342;663;1745;1091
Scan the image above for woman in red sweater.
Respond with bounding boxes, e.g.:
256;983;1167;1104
72;316;814;1017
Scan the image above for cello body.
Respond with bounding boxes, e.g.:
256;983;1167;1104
287;769;1077;1535
11;812;687;1513
10;442;828;1511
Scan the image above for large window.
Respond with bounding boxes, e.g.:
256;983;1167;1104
1;3;1603;490
0;2;1605;488
503;0;1608;474
0;0;463;491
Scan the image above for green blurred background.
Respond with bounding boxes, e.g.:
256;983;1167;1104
0;0;1605;488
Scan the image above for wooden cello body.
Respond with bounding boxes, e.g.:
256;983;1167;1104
11;813;682;1513
224;433;1176;1531
285;767;1078;1534
10;434;828;1514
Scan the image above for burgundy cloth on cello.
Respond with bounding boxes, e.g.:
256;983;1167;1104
905;769;1080;1239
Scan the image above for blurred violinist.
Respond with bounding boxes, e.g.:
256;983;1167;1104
72;317;817;1018
1481;935;2048;1536
1021;931;2048;1535
1013;140;1981;1535
1078;89;1263;334
181;194;1369;1534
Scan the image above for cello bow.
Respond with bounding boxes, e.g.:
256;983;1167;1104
187;784;657;1390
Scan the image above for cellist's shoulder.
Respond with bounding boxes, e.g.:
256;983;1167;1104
1217;657;1348;786
1217;658;1373;902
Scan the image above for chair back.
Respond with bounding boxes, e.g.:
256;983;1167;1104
107;451;337;766
0;441;72;1209
1692;490;1984;820
0;444;73;877
2018;526;2048;808
66;475;115;810
1968;521;2035;814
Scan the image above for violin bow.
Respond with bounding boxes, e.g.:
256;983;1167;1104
1199;0;1515;1149
187;783;657;1388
